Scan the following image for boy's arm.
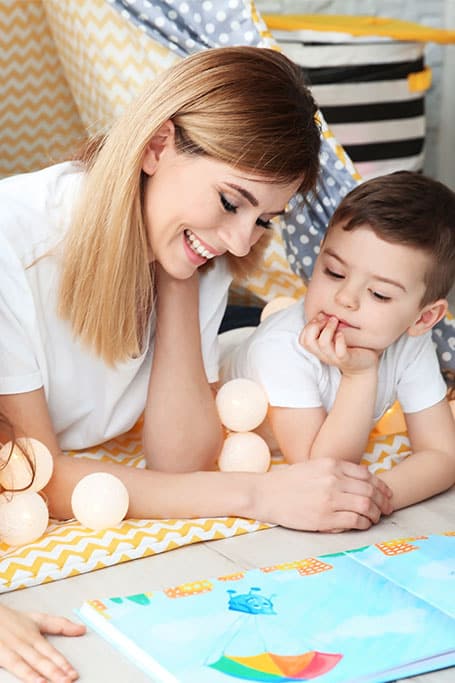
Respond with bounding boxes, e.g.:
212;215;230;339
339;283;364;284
272;315;378;464
269;367;377;464
377;398;455;510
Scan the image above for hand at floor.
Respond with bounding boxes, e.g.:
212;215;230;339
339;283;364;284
0;604;85;682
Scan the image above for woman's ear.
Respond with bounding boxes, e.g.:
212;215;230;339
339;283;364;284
407;299;448;337
142;120;175;175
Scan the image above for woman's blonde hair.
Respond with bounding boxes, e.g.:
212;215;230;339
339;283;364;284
59;46;320;364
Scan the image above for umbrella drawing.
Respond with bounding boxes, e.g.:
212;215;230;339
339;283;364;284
206;587;342;681
209;650;343;681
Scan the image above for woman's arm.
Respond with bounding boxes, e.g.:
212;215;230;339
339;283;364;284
0;387;392;529
142;265;224;472
377;398;455;510
0;604;85;683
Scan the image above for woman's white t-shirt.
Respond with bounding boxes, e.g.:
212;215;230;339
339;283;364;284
222;301;447;424
0;162;232;450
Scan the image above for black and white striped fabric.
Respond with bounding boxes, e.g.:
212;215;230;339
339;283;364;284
274;30;428;180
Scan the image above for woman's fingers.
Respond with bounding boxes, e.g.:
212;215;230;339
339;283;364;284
340;462;393;508
261;458;393;532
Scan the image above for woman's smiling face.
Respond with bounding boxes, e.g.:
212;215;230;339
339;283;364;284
141;128;301;279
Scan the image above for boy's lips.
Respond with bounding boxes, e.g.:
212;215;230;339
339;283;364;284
322;312;359;329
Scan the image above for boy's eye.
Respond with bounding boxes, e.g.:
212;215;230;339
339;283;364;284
371;290;392;302
324;267;344;279
220;193;237;213
256;217;273;229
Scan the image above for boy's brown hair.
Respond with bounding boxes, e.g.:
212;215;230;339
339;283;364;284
328;171;455;305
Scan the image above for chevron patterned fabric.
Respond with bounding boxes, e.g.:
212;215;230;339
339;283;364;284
0;0;85;178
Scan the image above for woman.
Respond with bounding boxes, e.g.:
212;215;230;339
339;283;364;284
0;416;85;682
0;47;392;531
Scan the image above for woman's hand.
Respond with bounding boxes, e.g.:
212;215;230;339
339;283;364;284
0;605;85;683
253;458;393;532
300;314;379;376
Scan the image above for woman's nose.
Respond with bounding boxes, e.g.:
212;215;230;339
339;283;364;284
218;221;258;258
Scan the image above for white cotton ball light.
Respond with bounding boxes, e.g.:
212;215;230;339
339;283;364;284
216;378;268;432
0;491;49;546
218;432;271;473
260;296;297;322
0;438;53;492
71;473;129;531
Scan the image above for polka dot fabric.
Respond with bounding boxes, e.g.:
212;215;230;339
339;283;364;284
108;0;276;55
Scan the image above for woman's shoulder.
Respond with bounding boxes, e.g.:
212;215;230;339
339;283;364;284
0;159;81;193
0;162;85;254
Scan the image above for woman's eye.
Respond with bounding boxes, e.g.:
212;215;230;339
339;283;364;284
371;290;392;302
324;267;344;279
256;217;273;229
220;193;237;213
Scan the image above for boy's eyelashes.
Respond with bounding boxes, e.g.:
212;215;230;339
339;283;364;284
323;267;392;302
219;193;273;230
370;290;392;302
324;267;344;279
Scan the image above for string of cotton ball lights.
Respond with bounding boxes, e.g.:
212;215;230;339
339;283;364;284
0;438;130;546
71;472;129;531
0;438;53;546
216;378;271;473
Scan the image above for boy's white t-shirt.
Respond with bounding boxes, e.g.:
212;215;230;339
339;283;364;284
222;301;447;423
0;162;232;450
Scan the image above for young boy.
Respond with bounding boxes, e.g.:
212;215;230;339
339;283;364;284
222;171;455;513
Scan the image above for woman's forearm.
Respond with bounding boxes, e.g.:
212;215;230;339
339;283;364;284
45;451;393;533
143;269;223;471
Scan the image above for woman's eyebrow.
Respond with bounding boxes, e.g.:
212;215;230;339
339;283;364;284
226;183;258;206
226;183;286;216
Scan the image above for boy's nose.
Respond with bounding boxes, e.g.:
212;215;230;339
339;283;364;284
335;283;360;310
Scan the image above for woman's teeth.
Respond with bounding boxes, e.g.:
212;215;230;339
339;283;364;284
184;229;216;259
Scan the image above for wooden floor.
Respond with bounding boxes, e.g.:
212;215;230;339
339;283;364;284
2;487;454;682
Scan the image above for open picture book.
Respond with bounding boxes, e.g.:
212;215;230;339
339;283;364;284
77;532;455;682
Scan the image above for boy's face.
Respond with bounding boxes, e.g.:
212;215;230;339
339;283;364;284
304;222;432;352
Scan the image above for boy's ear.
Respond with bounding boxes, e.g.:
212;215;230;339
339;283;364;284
407;299;448;337
142;119;175;175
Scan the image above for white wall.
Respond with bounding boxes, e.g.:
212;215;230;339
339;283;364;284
256;0;455;188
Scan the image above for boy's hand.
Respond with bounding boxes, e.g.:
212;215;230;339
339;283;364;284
300;313;379;376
